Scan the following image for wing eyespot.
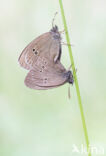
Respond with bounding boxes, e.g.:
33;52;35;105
44;78;47;83
32;49;38;55
35;51;38;55
33;48;35;51
42;66;45;69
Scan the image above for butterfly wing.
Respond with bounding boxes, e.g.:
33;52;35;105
18;32;61;70
24;60;67;90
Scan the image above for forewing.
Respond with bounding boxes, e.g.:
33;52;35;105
18;32;50;70
18;32;61;70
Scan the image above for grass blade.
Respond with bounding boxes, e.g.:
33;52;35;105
59;0;91;155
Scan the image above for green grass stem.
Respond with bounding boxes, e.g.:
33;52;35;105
59;0;91;156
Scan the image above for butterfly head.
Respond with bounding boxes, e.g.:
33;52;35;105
51;25;58;32
50;25;61;40
65;71;74;85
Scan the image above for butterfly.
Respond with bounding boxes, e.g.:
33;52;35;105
24;56;74;89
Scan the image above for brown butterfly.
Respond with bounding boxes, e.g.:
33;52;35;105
18;25;62;70
24;56;74;90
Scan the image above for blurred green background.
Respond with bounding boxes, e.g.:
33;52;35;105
0;0;106;155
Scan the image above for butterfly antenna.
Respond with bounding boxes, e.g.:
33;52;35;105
68;84;71;99
52;12;58;28
59;29;66;34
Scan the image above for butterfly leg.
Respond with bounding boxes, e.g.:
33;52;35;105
68;65;77;75
61;42;74;46
59;29;66;34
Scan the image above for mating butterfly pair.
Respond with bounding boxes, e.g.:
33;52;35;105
18;25;74;90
